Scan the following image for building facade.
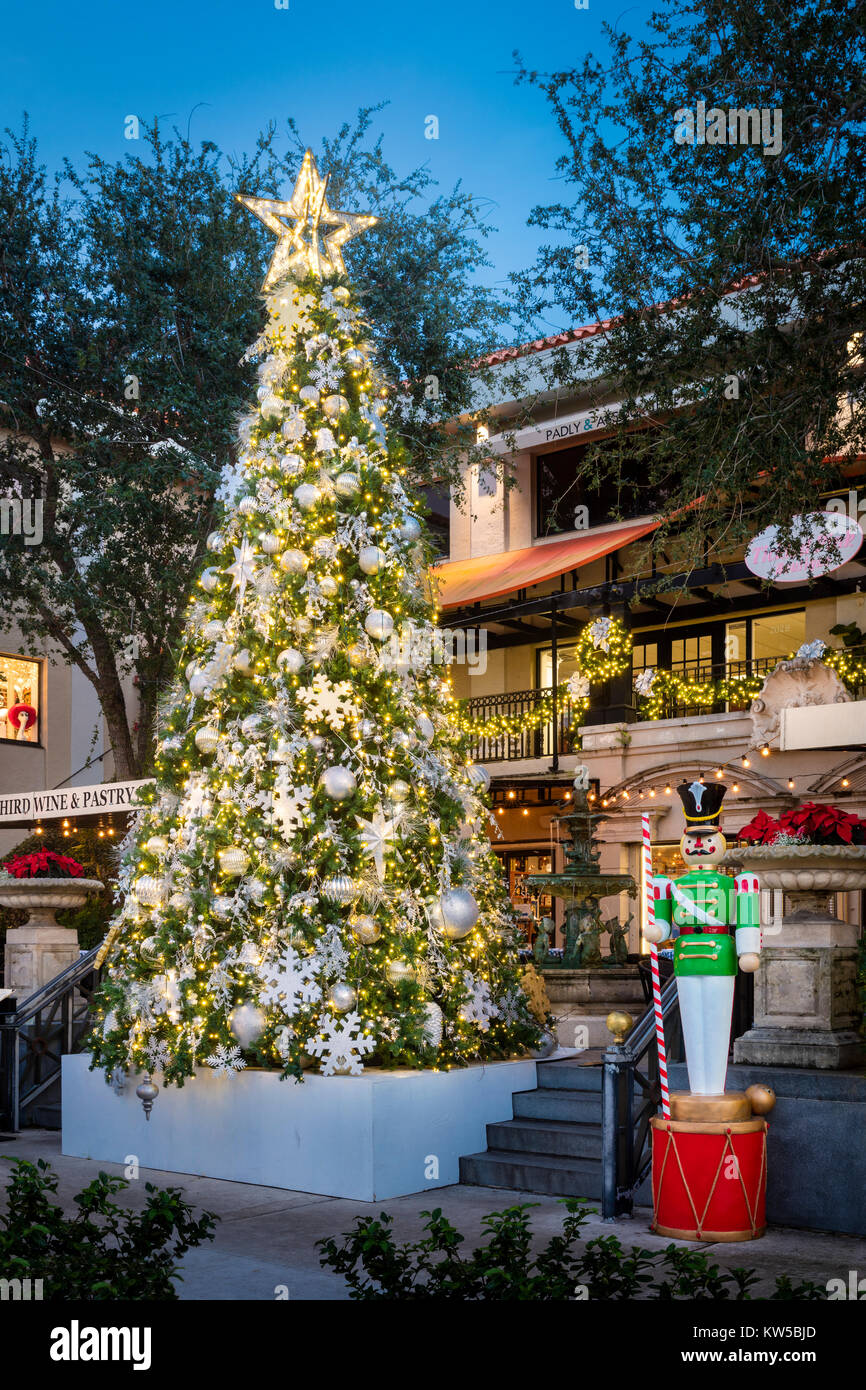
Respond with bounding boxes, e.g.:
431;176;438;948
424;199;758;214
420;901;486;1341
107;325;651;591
437;332;866;953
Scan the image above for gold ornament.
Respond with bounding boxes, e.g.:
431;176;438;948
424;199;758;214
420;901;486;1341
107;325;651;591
521;963;551;1024
606;1010;634;1045
745;1083;776;1116
236;149;378;288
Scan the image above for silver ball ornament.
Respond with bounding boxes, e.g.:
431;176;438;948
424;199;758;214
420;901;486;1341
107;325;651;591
334;472;361;498
229;1003;267;1049
439;888;479;940
388;778;410;802
279;548;308;574
364;609;394;642
200;567;219;593
530;1030;558;1060
321;874;356;904
359;545;385;575
320;765;357;800
294;483;320;511
398;515;422;543
328;982;357;1013
277;648;305;674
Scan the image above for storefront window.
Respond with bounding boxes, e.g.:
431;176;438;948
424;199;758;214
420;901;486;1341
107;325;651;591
494;850;553;945
725;610;805;673
0;654;41;743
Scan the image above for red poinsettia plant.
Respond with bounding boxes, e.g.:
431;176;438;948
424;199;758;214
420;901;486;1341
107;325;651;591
736;803;866;846
2;850;85;879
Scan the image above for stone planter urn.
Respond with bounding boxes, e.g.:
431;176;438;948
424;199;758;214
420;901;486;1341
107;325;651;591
725;845;866;1070
0;877;104;1001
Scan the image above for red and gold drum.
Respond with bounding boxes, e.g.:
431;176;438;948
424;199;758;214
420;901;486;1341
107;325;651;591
650;1113;768;1242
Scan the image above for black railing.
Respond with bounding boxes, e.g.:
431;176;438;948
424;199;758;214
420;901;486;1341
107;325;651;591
600;974;684;1220
460;654;805;760
0;948;101;1131
463;686;576;764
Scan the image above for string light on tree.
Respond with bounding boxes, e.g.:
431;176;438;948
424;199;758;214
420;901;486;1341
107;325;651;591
88;150;541;1104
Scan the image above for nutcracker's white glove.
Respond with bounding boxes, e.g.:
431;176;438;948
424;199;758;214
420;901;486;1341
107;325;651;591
738;953;760;973
643;922;670;945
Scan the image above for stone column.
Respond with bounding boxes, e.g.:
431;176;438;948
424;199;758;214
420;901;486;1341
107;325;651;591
734;889;864;1070
0;879;103;1002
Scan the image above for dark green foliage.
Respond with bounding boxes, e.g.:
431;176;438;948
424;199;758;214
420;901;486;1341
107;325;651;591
0;1158;216;1299
318;1200;829;1300
0;109;508;775
510;0;866;579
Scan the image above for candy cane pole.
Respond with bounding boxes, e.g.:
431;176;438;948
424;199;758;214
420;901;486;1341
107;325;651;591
642;813;670;1118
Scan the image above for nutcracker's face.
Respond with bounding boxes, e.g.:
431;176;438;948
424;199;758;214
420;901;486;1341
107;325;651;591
680;828;726;867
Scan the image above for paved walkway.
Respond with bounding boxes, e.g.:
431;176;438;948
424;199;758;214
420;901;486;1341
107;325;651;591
2;1130;863;1300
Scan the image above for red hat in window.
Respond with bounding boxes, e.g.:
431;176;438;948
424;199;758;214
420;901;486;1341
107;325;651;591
7;703;37;733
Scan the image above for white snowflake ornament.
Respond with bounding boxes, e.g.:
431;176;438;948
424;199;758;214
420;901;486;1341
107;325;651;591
305;1011;376;1076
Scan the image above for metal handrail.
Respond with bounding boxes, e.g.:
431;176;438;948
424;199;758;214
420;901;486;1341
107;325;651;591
600;973;683;1220
10;947;101;1025
0;947;102;1131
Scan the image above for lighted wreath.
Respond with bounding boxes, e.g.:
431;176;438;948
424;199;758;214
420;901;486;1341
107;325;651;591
573;616;632;683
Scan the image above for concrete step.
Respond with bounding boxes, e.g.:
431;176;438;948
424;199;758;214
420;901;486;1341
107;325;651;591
459;1149;602;1199
536;1059;604;1091
512;1089;602;1123
486;1118;602;1160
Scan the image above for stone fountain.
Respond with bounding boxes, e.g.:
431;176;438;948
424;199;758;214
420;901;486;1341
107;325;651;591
524;769;642;1049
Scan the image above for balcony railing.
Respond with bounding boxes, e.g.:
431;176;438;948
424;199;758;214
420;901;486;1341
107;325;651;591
462;649;863;762
463;686;575;763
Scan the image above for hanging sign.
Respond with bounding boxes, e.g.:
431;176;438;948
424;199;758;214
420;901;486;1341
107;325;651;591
745;511;863;584
0;778;153;825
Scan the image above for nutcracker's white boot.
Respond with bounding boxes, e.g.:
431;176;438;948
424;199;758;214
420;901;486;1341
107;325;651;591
677;975;736;1094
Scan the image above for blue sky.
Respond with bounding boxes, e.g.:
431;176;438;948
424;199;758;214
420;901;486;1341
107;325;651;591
3;0;653;333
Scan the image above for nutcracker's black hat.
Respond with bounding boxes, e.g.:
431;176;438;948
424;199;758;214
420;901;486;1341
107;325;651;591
677;780;727;833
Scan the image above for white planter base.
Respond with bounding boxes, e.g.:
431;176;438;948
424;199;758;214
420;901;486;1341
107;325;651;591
62;1052;542;1200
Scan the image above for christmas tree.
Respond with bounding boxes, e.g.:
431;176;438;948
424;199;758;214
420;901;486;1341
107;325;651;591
90;151;542;1093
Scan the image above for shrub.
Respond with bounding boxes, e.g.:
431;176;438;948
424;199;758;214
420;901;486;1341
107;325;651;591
0;1158;216;1300
318;1201;828;1300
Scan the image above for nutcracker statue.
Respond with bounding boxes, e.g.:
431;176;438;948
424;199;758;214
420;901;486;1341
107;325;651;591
643;781;775;1241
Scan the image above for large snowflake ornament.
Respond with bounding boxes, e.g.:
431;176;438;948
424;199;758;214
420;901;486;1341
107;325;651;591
205;1043;247;1077
258;946;322;1015
272;771;313;838
305;1011;376;1076
458;972;498;1032
296;674;359;731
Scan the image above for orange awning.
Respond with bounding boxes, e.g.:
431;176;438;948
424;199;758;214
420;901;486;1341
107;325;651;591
432;518;659;611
